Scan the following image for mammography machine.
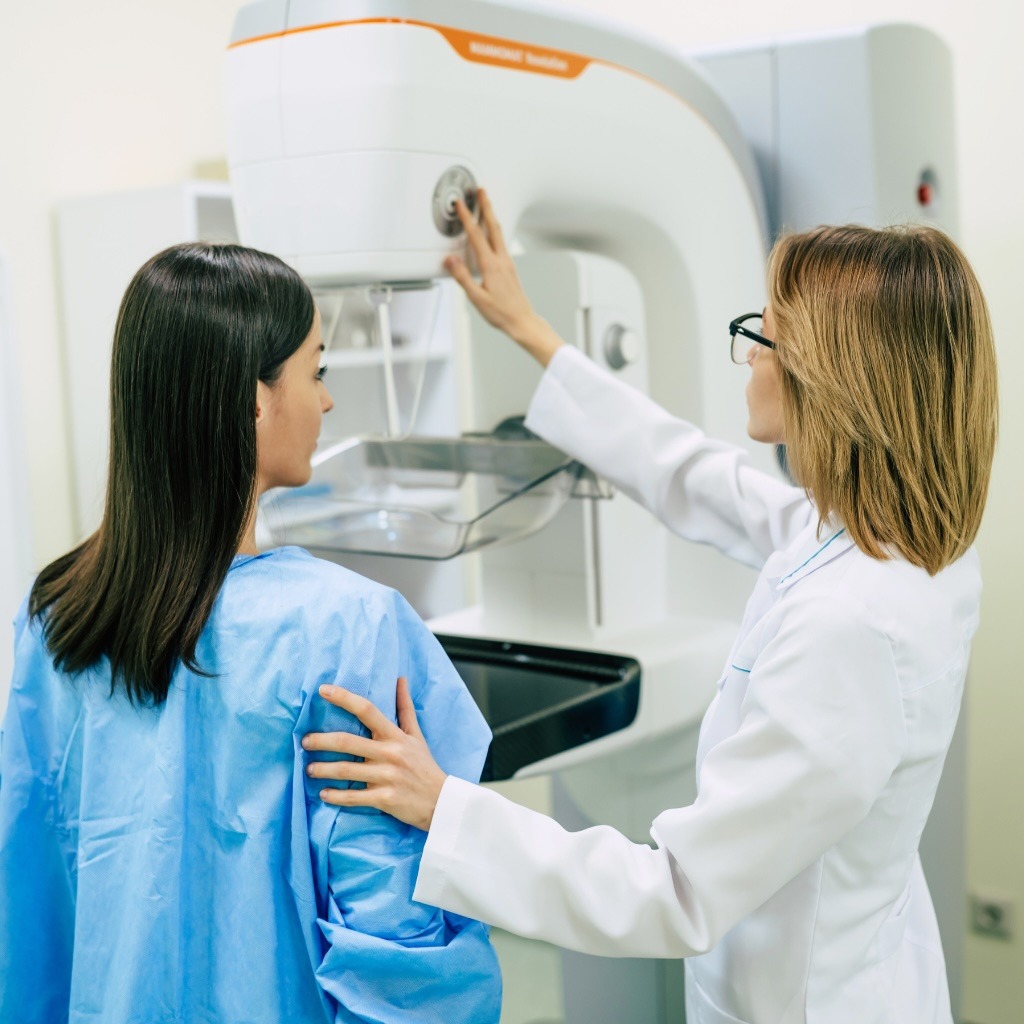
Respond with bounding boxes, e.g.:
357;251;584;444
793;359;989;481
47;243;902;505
228;0;774;802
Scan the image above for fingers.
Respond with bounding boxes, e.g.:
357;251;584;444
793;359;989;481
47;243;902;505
455;197;493;268
315;684;398;738
302;728;375;758
477;189;506;255
444;254;488;306
316;757;445;833
306;756;375;782
395;677;424;740
319;785;379;809
311;760;405;813
455;196;485;242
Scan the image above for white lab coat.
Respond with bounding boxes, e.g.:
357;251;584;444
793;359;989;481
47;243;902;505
413;346;977;1024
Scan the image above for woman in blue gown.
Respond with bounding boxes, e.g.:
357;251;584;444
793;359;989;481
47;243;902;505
0;243;501;1024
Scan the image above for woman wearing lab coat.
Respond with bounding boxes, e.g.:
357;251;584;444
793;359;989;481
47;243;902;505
303;192;999;1024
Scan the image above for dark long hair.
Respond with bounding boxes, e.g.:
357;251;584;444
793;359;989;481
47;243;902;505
30;243;315;704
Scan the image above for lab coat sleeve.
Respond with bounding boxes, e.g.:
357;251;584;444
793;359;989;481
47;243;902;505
300;592;501;1023
525;345;813;568
413;593;905;958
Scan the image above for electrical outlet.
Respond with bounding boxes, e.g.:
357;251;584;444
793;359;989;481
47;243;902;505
969;893;1015;941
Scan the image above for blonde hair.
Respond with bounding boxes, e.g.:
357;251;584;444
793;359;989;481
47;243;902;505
768;224;998;575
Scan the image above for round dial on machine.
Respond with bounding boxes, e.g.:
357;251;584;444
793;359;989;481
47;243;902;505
603;323;642;370
433;166;479;237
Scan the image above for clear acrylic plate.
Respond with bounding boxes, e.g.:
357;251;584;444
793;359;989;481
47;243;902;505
260;435;599;560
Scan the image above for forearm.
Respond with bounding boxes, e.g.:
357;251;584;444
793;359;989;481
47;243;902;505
508;312;565;368
414;777;714;959
525;346;812;566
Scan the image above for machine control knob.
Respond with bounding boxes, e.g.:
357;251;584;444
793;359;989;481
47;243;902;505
432;166;478;237
603;324;642;370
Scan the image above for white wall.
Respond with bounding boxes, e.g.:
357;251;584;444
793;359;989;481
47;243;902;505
0;253;33;694
0;1;1020;1020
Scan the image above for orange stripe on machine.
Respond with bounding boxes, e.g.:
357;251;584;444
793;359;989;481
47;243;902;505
230;17;593;80
440;26;590;79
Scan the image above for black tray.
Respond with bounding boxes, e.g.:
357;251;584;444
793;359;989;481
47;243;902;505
436;634;641;782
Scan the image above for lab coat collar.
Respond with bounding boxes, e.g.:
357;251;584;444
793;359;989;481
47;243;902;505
771;517;855;591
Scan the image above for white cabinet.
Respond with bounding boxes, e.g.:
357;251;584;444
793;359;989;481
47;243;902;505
56;182;237;539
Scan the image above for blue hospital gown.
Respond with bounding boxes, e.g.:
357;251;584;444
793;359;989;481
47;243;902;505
0;546;501;1023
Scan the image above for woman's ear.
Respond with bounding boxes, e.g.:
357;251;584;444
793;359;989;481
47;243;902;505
255;380;270;425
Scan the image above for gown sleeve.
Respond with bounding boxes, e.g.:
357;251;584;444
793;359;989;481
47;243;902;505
525;345;814;569
0;601;77;1024
297;589;501;1024
413;591;906;958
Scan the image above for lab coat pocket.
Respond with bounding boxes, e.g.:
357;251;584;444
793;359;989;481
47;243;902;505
723;661;753;683
697;662;754;775
717;661;753;712
877;885;912;961
714;655;753;694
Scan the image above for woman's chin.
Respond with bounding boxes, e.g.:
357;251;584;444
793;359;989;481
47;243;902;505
746;421;769;444
746;420;784;446
270;466;314;491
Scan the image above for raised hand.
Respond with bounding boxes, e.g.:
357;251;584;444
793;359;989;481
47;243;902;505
445;188;565;367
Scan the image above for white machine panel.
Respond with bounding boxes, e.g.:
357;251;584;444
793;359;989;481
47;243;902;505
695;25;958;237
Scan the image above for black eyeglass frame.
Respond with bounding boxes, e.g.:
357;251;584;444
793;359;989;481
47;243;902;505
729;312;776;364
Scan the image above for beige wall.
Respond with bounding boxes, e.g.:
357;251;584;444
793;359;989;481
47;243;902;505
1;1;1020;1020
0;0;244;555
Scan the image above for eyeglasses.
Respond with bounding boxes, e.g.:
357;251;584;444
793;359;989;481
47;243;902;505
729;313;776;364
